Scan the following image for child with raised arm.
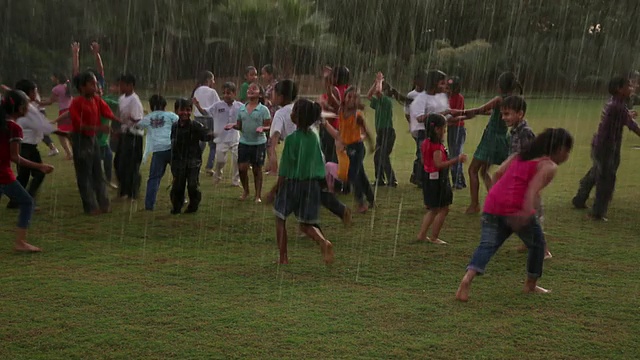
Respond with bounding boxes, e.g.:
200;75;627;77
367;72;397;187
138;95;179;211
417;114;467;244
266;99;334;265
456;128;573;302
193;82;242;186
170;99;214;214
225;83;271;202
1;91;55;252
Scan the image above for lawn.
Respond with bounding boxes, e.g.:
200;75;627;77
1;96;640;359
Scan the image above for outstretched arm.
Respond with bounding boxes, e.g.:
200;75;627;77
72;42;80;77
10;142;54;173
453;96;502;119
91;42;104;78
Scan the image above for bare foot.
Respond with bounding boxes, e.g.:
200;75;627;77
14;242;42;252
456;280;471;302
428;238;447;245
357;204;369;214
240;192;249;201
544;251;553;260
523;285;551;294
342;207;352;227
321;241;334;264
277;258;289;265
516;244;528;253
255;197;262;204
465;205;480;214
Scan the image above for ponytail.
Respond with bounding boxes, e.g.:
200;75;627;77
293;98;321;131
520;128;574;161
425;113;446;143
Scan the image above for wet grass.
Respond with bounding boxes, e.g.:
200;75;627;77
1;97;640;359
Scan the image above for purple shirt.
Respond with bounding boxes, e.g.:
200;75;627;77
592;97;639;152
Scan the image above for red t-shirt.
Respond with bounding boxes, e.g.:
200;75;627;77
421;139;447;173
449;93;465;127
69;95;115;136
0;121;23;184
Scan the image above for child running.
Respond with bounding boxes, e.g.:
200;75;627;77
451;72;521;214
1;90;55;252
39;72;73;159
170;99;214;214
239;66;258;103
367;72;397;187
266;99;334;265
417;114;467;244
225;83;271;202
138;95;179;211
455;128;574;302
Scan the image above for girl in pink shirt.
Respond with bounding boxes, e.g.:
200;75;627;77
456;128;573;302
40;73;73;159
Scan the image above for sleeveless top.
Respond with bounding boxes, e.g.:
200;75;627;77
486;96;509;134
339;111;362;145
483;157;548;216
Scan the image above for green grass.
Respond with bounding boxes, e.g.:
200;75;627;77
1;97;640;359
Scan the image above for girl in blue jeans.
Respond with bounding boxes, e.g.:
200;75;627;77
0;90;55;252
456;128;573;302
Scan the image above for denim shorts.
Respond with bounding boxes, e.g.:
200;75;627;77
273;179;322;224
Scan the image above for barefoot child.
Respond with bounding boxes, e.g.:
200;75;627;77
170;99;214;214
266;99;334;265
456;128;574;302
225;83;271;202
417;114;467;244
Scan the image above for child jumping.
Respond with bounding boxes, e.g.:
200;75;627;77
417;114;467;244
1;90;55;252
456;128;574;302
266;99;334;265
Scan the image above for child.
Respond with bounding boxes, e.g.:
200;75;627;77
69;71;120;215
456;128;574;302
446;76;467;189
367;72;397;187
98;86;120;189
0;90;55;252
450;72;520;214
138;95;179;210
261;64;279;117
192;71;221;175
267;79;298;174
266;99;334;265
170;98;214;214
239;66;258;103
116;73;144;200
225;83;271;202
6;80;58;210
417;114;467;244
572;76;640;220
322;86;375;213
31;90;60;157
408;71;427;186
39;72;73;159
193;82;242;186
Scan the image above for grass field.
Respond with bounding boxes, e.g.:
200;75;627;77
1;96;640;359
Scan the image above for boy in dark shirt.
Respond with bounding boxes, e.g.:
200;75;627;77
170;98;214;215
573;76;640;220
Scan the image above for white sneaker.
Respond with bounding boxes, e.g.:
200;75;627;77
48;148;60;157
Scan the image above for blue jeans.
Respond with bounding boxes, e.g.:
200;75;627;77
346;142;374;206
100;145;113;182
145;150;172;210
467;213;546;279
447;126;466;188
1;181;34;228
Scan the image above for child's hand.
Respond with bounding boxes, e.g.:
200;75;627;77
376;72;384;83
39;164;54;174
631;110;638;119
71;42;80;54
90;41;100;54
458;154;468;163
323;66;333;78
191;97;200;106
224;124;236;131
256;126;265;133
449;109;463;116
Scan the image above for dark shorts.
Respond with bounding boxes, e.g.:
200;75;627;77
238;143;267;167
422;170;453;209
273;179;322;224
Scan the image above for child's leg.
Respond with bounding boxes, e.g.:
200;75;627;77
383;128;397;184
90;140;110;212
466;158;484;213
185;167;202;213
251;165;263;202
206;140;216;172
230;143;240;186
7;145;33;208
573;149;598;208
373;130;383;184
430;207;450;243
479;163;493;192
101;145;114;183
71;134;100;214
130;135;144;199
58;134;73;159
325;163;338;193
2;181;40;252
300;224;334;264
417;209;437;241
275;217;288;264
213;142;228;181
516;217;550;294
592;153;619;219
169;168;188;213
145;150;170;210
456;214;513;301
238;163;250;199
25;145;45;201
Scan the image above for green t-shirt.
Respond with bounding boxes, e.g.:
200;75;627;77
278;129;326;180
370;95;394;130
97;94;120;146
239;82;250;103
238;103;271;145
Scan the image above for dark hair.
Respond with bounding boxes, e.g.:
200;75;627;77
14;79;37;98
174;98;192;112
247;82;266;104
149;95;167;111
262;64;276;77
222;82;237;93
426;70;447;92
1;90;30;117
192;71;215;97
498;72;522;95
53;73;71;97
117;73;136;86
520;128;574;161
245;66;257;76
72;71;97;92
425;113;447;143
501;95;527;115
293;99;321;131
608;76;630;96
274;79;298;102
333;66;350;86
447;76;461;93
413;70;428;90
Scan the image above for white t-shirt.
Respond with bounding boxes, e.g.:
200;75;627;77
408;91;427;136
119;92;145;136
404;90;419;115
269;103;296;139
17;104;56;145
205;100;242;144
424;93;450;116
193;86;221;117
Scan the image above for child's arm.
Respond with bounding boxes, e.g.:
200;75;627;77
433;150;467;169
91;42;105;79
10;142;54;174
452;96;501;119
97;98;121;123
225;113;242;131
72;42;80;77
51;110;70;124
322;119;340;141
366;72;383;100
256;112;271;134
268;132;281;175
492;154;518;184
39;91;59;106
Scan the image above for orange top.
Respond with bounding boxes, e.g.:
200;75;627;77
337;149;350;181
339;111;362;145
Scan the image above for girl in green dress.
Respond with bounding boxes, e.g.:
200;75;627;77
450;72;522;214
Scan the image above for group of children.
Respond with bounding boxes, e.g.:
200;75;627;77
3;45;639;301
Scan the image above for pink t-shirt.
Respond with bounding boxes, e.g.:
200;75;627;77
483;157;546;216
52;83;72;111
